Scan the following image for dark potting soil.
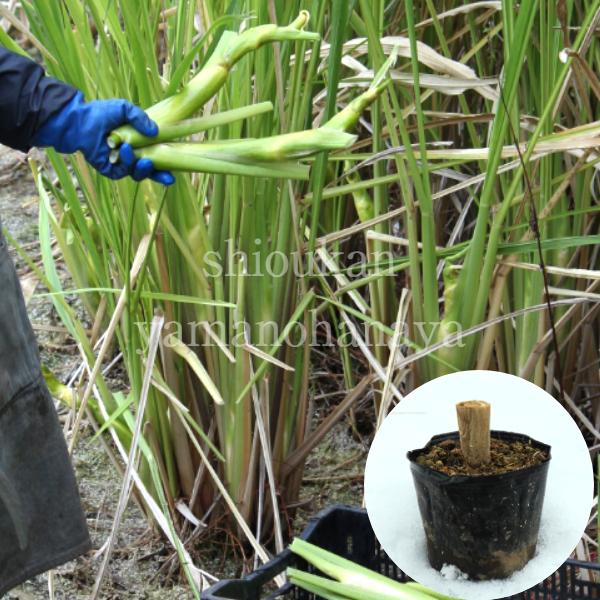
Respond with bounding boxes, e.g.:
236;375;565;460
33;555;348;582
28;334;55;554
415;437;549;476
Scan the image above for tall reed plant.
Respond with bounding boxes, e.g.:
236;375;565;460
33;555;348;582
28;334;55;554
11;0;394;566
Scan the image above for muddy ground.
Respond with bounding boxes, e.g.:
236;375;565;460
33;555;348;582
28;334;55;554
0;146;367;599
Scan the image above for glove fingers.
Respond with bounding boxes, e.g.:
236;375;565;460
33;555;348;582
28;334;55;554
151;170;176;186
117;144;173;185
132;158;154;182
119;143;136;167
100;162;129;180
124;104;159;138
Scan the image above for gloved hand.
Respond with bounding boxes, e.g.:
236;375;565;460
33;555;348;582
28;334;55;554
32;91;175;185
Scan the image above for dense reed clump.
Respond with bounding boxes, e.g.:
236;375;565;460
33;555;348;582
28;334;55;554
3;0;599;594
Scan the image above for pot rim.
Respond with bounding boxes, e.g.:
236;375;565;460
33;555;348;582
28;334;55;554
406;429;551;483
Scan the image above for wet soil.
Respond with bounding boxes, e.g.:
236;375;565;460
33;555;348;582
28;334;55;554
416;436;549;477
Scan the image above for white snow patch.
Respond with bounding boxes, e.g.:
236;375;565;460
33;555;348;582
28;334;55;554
440;564;468;581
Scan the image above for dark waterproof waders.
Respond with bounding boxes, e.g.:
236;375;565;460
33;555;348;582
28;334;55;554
0;225;90;596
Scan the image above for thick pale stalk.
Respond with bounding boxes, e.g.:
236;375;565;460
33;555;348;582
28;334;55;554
456;400;491;467
135;129;356;177
324;86;383;132
136;144;310;178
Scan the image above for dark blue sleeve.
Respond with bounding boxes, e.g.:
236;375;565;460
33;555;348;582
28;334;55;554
0;48;77;152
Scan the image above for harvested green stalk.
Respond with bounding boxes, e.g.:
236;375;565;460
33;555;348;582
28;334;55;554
117;50;398;176
288;538;458;600
108;11;319;148
106;23;397;177
135;129;357;177
133;101;274;146
133;148;311;179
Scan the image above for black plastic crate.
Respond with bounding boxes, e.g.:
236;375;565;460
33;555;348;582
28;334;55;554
201;505;600;600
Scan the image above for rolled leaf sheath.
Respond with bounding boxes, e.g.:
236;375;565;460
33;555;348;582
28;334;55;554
197;128;356;160
138;128;354;160
345;160;374;222
226;12;318;64
325;88;381;132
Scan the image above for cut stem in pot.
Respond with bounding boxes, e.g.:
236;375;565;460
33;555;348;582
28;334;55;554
407;402;551;580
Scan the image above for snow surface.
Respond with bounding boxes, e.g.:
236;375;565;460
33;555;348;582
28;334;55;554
364;370;594;600
440;564;468;581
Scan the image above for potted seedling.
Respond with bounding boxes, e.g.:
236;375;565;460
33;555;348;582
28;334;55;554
407;401;551;581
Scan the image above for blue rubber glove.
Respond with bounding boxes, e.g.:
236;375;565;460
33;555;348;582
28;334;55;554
33;91;175;185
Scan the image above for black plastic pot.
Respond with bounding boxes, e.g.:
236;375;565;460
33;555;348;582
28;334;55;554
407;430;551;581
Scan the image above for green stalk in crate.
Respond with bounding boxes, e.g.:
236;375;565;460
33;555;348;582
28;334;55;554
288;539;458;600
